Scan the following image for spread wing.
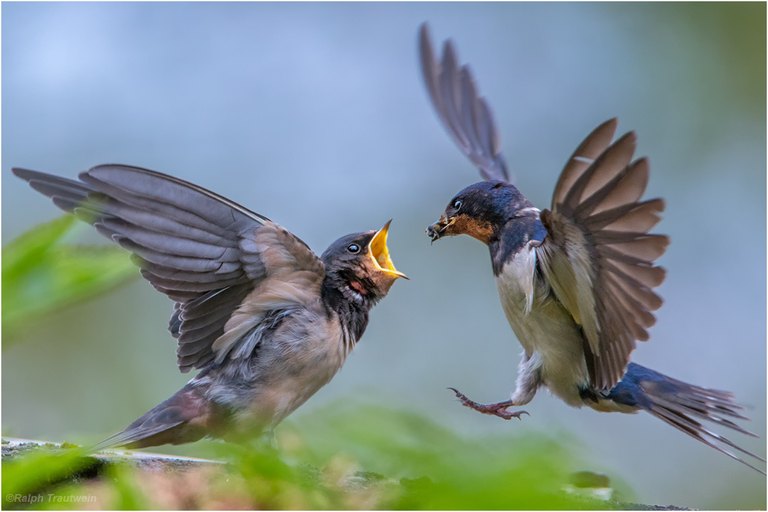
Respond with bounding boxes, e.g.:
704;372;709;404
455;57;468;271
13;165;325;372
419;23;510;183
536;119;669;390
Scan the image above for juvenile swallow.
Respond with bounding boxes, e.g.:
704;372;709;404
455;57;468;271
13;165;406;448
419;24;764;473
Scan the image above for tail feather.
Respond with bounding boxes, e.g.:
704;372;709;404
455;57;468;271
655;380;751;420
91;384;209;451
649;394;756;437
649;401;765;473
91;420;188;451
608;363;765;475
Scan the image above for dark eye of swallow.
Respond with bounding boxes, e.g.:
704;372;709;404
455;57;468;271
453;199;463;210
347;243;361;254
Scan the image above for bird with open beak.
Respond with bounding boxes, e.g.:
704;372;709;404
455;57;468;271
419;24;763;473
13;165;406;448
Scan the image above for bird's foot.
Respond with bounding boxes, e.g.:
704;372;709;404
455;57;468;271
448;387;529;420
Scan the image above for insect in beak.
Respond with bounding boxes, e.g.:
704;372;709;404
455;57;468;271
426;215;455;243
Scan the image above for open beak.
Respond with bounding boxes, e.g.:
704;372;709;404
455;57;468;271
368;220;408;279
426;215;454;243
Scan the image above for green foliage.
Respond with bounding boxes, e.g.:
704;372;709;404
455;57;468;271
2;216;137;342
2;444;97;509
278;403;597;509
1;405;614;510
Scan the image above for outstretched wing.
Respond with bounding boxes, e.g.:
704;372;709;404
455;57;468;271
13;165;325;372
419;23;510;183
535;119;669;390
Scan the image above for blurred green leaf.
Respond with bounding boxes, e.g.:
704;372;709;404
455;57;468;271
279;403;597;509
2;216;137;343
101;463;148;510
1;445;96;510
1;405;626;509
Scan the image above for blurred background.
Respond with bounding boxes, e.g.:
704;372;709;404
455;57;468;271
3;2;765;508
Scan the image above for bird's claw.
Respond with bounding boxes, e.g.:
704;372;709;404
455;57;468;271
448;387;529;421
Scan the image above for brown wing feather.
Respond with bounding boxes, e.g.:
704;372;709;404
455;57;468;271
537;121;669;390
419;23;510;183
13;165;325;372
552;118;618;206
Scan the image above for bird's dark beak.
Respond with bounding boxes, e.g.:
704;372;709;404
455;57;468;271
426;215;454;243
368;220;408;279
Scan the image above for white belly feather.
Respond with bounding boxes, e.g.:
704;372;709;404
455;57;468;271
495;242;589;406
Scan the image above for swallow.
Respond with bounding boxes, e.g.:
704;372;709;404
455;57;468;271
12;165;406;449
419;24;764;473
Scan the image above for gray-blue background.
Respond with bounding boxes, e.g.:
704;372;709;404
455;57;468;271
3;3;765;508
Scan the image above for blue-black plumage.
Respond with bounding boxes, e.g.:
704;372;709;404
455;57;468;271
420;23;764;474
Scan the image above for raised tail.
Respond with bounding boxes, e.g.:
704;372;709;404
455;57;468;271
92;383;211;451
605;363;765;475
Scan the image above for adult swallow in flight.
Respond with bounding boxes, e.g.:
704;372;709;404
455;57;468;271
419;24;763;473
13;165;406;448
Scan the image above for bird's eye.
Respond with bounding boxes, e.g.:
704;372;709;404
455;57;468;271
347;243;361;254
453;199;463;210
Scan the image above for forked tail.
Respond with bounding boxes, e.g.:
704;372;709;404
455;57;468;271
606;363;765;474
